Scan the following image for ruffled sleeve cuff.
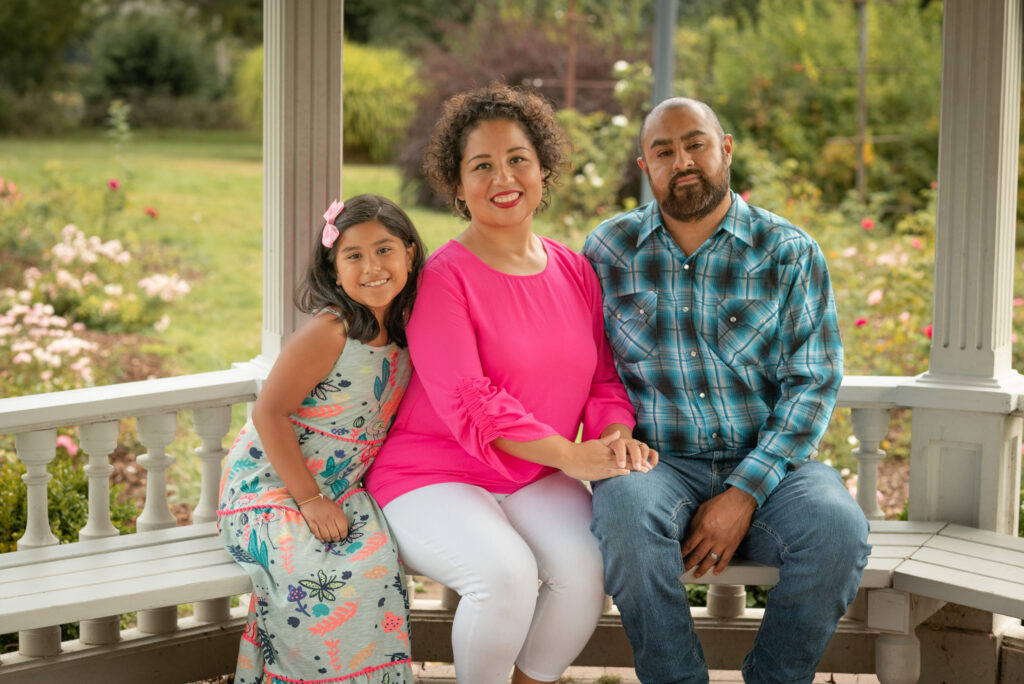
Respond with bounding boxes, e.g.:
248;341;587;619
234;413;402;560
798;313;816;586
455;377;558;475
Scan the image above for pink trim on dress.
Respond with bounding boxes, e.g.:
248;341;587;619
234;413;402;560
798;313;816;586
262;658;413;683
290;418;386;444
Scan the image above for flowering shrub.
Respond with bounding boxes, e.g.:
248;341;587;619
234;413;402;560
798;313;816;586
1;169;188;398
825;188;937;378
548;60;651;243
0;290;99;396
21;223;189;333
551;108;639;241
0;177;22;203
806;191;938;473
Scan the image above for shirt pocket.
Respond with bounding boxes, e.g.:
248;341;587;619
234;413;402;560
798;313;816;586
716;297;779;367
604;290;658;363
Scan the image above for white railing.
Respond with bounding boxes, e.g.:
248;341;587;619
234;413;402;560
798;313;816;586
0;366;260;658
0;370;913;655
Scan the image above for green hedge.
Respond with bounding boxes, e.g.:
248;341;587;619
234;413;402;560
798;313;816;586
343;43;422;162
232;42;420;162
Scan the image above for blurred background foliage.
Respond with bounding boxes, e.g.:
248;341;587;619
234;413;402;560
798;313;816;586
0;0;949;232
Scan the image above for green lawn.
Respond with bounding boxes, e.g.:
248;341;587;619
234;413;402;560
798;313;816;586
0;131;489;376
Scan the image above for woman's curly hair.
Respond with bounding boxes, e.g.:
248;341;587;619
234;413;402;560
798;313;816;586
423;83;566;220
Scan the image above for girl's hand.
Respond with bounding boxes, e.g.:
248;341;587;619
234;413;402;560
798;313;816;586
560;432;631;482
606;434;659;472
299;497;350;543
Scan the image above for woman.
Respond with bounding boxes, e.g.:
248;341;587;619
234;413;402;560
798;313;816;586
365;84;656;684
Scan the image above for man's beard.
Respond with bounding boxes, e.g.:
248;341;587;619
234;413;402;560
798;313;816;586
659;165;730;223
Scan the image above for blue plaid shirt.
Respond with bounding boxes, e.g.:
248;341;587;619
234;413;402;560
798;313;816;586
583;192;842;506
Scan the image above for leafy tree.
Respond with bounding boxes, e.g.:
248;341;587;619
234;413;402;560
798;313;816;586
489;0;653;55
0;0;95;94
178;0;263;45
675;0;943;215
677;0;762;23
86;11;217;100
344;0;476;48
396;3;650;207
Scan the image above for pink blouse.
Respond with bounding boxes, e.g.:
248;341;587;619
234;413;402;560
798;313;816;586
364;237;636;507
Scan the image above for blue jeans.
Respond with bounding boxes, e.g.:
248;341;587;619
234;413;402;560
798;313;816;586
591;450;870;684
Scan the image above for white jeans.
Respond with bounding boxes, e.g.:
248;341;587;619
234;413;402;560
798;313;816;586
383;472;606;683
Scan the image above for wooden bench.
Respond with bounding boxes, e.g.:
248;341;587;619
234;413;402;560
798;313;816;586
6;517;1022;683
0;519;936;634
893;523;1024;618
0;523;247;636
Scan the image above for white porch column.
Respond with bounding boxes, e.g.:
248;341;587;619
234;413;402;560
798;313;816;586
904;2;1023;681
907;0;1023;535
258;0;344;370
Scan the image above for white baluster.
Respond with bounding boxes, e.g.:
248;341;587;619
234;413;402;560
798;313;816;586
14;429;61;656
191;406;231;524
191;406;232;623
135;412;179;633
77;421;122;645
16;430;59;549
875;632;920;684
850;407;891;520
706;583;746;618
136;413;178;532
78;422;119;540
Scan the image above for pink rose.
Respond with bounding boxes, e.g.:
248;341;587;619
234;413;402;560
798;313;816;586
56;434;79;456
144;206;158;219
108;179;120;191
924;324;933;339
861;218;875;231
854;318;868;328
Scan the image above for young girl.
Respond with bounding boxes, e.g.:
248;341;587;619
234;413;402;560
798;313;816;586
218;194;424;684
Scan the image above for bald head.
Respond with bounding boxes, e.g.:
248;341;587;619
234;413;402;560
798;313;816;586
637;98;726;156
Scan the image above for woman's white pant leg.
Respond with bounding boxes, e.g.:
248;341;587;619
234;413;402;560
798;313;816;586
501;473;607;681
383;483;540;684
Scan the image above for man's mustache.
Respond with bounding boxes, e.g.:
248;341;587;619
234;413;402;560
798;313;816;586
670;170;705;187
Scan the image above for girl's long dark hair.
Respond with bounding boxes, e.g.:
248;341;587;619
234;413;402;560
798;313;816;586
295;194;425;347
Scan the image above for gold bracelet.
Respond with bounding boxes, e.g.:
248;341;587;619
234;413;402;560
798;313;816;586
295;492;325;507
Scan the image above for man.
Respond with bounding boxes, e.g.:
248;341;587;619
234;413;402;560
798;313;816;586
583;97;870;684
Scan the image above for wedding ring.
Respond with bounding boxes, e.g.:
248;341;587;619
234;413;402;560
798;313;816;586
707;551;721;562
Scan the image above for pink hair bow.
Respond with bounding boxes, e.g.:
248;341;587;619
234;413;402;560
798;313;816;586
321;199;345;248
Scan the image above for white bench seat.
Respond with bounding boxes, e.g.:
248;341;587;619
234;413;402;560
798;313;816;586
0;522;250;635
679;519;948;589
0;518;979;637
893;523;1024;619
3;515;1023;684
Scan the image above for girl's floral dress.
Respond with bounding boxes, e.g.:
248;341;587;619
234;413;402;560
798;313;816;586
218;328;413;684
